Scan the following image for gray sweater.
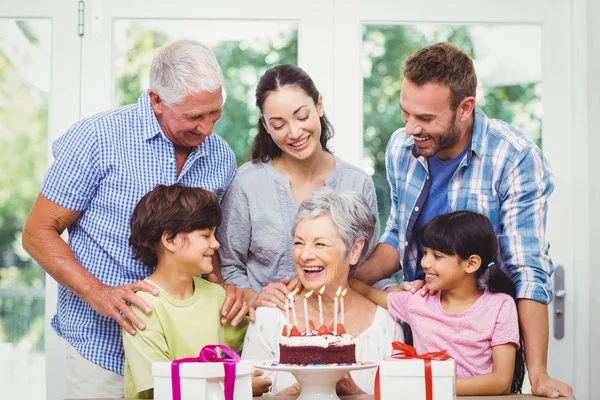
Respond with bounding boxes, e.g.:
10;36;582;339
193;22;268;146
217;156;397;292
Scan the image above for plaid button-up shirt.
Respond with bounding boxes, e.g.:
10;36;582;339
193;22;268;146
40;91;236;374
381;107;555;304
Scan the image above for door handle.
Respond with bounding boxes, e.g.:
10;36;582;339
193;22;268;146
553;266;565;339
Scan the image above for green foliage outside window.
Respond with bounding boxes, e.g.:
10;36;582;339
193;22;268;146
0;21;48;350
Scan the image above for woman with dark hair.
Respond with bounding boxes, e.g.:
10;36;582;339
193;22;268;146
216;64;396;309
353;210;525;395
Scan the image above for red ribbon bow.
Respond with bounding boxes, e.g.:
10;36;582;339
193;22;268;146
171;344;240;400
374;342;453;400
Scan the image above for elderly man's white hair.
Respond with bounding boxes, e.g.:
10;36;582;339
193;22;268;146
149;40;224;106
292;187;376;267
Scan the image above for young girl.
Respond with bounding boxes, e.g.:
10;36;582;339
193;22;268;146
352;210;525;395
122;184;271;398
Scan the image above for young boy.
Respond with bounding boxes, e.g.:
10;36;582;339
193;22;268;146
123;184;271;398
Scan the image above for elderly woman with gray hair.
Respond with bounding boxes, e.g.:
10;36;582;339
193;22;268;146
242;188;405;396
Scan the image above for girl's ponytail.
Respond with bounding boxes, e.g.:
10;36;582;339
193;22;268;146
483;264;525;394
484;263;516;297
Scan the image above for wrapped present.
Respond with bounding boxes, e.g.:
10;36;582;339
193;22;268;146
375;342;456;400
152;345;252;400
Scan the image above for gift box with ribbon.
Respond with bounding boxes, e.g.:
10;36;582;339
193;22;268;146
375;342;456;400
152;344;253;400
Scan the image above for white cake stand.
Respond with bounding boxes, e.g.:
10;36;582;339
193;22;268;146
255;361;378;400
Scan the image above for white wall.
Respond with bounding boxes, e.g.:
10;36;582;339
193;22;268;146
589;0;600;393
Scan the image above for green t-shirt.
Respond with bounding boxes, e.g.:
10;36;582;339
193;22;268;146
122;277;248;398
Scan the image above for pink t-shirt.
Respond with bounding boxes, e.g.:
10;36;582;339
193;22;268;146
387;290;519;379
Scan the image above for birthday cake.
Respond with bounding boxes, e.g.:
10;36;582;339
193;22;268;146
279;323;356;365
279;287;355;364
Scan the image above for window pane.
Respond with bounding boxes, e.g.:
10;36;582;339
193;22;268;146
0;19;50;400
114;20;298;165
362;24;542;235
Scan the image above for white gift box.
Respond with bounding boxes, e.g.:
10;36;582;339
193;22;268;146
378;358;456;400
152;359;253;400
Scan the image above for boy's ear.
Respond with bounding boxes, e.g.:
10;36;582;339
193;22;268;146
464;254;482;274
161;231;178;252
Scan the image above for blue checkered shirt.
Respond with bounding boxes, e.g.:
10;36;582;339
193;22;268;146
381;107;555;304
40;91;236;375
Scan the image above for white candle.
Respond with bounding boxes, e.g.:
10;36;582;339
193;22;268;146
318;286;325;327
289;288;299;327
285;297;290;328
303;291;313;334
341;288;347;326
291;297;298;327
334;286;342;335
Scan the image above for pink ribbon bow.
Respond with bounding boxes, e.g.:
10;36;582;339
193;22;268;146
171;344;240;400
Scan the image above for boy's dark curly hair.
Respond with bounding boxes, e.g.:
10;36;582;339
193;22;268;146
129;184;222;267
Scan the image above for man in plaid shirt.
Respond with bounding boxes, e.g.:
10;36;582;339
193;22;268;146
354;42;573;398
22;40;250;398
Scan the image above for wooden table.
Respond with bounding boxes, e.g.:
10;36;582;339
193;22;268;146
75;396;570;400
250;396;569;400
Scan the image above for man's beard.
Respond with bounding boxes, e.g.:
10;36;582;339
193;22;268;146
414;121;462;159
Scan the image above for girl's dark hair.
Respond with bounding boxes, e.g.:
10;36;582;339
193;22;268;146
251;64;334;162
420;210;525;394
129;185;222;268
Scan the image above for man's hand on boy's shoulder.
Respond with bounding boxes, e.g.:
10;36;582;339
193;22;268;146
86;280;160;336
206;273;254;326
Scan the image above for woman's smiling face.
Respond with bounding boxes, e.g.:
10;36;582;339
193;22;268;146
260;85;324;162
292;215;353;292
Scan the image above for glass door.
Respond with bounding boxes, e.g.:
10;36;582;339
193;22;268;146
0;1;80;400
333;0;582;395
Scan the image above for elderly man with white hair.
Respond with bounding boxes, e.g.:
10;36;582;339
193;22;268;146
22;40;249;398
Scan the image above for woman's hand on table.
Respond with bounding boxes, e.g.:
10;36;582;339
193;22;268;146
253;276;303;310
251;369;272;397
336;372;366;395
275;382;301;396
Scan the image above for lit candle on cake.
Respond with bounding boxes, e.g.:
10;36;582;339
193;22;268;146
303;290;313;334
341;288;347;326
318;286;325;326
284;297;290;327
288;288;299;327
334;286;342;334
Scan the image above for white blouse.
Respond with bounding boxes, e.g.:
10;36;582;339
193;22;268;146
241;306;405;394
